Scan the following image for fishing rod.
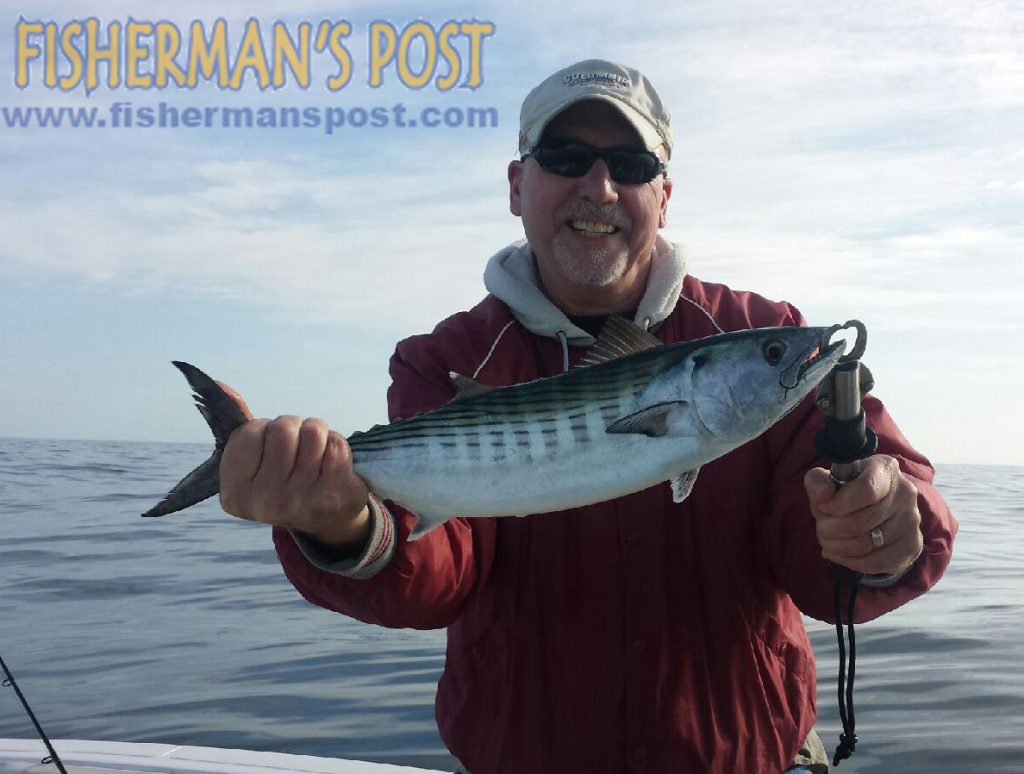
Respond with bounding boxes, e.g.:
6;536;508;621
0;652;68;773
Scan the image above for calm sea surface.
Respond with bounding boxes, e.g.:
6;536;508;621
0;438;1021;772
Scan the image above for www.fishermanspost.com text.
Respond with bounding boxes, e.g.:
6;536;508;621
2;102;500;135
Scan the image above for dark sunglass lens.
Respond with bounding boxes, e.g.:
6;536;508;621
608;151;659;184
537;146;593;177
531;145;661;183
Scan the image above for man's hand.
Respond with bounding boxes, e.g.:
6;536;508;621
804;454;923;576
215;381;372;551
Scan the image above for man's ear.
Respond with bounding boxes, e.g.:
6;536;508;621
658;176;673;228
508;160;524;216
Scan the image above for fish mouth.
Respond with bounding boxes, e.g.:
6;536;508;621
781;339;846;390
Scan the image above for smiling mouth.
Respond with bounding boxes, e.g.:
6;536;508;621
568;219;620;236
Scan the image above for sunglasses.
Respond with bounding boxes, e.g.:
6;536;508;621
523;141;666;184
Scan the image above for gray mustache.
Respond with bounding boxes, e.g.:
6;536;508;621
560;203;631;230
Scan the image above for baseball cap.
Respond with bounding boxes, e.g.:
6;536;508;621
518;59;673;159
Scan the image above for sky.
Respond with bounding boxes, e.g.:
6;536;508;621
1;0;1021;466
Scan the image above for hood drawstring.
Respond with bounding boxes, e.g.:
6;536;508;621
679;295;725;334
556;330;569;373
472;320;516;380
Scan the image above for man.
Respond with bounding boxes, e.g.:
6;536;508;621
219;60;957;773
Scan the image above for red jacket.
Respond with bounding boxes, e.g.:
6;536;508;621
273;275;957;773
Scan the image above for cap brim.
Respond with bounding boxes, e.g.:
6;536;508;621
520;93;665;155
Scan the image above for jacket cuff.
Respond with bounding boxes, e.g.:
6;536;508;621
287;493;397;580
858;546;924;588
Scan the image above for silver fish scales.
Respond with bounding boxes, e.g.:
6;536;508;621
143;317;845;538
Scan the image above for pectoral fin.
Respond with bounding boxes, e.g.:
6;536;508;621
408;510;450;541
606;401;689;438
670;468;700;503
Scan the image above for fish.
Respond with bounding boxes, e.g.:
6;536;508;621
142;316;845;538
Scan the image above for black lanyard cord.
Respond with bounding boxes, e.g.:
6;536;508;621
832;578;861;767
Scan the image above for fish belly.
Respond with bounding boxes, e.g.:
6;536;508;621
354;425;712;518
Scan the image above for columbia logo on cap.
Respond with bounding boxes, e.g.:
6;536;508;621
561;71;632;89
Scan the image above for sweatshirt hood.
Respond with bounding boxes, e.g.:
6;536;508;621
483;236;686;346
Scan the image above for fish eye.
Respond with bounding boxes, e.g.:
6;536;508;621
762;341;786;364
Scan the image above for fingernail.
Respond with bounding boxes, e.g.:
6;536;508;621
809;476;832;497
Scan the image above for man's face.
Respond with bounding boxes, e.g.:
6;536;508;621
509;100;672;296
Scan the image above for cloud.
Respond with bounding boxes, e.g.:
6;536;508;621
0;150;521;334
4;1;1021;342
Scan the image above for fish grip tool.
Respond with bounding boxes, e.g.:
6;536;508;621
813;320;876;767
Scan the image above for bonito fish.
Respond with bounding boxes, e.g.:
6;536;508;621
143;317;845;538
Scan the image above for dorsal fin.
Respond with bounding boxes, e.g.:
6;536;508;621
347;423;386;440
449;372;498;400
575;315;662;368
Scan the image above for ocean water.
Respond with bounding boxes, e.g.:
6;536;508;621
0;437;1021;772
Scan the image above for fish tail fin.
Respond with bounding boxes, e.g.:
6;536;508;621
141;361;248;518
170;361;248;448
141;452;222;517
